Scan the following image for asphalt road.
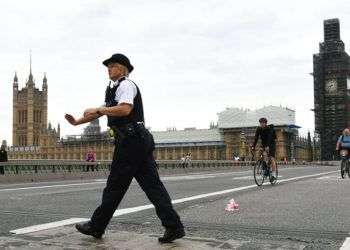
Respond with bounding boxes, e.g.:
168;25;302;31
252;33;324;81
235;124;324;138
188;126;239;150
0;164;349;249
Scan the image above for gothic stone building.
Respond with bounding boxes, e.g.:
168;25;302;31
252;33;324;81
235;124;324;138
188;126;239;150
12;66;60;149
8;63;313;161
9;99;313;161
313;18;350;160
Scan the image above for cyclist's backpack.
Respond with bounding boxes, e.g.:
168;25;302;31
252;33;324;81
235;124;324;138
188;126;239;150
268;124;277;140
340;135;350;148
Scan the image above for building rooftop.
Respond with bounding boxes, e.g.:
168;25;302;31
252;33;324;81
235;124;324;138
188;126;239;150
152;128;222;144
218;105;296;129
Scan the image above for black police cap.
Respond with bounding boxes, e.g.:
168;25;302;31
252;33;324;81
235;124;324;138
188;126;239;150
103;53;134;73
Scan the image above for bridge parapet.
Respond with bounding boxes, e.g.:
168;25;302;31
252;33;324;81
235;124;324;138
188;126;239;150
0;160;335;176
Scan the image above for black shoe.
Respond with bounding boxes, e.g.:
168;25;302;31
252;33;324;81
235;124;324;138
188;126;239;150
270;176;276;183
75;221;104;239
158;228;185;243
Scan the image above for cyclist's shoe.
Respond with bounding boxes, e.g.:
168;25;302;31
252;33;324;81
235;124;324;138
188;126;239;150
270;176;276;183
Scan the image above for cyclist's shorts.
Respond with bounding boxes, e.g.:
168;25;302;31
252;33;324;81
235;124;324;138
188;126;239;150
268;145;276;158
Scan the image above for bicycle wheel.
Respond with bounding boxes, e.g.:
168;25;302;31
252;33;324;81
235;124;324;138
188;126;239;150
341;160;346;179
269;163;278;185
254;160;265;186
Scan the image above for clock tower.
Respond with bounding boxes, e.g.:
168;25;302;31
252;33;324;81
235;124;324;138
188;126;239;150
313;18;350;160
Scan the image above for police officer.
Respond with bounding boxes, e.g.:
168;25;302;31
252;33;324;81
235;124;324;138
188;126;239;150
65;53;185;243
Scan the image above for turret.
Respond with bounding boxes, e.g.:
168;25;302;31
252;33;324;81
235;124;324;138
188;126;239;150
57;123;61;138
43;72;48;91
13;72;18;91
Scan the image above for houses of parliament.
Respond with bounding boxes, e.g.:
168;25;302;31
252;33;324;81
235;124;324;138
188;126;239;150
7;60;315;162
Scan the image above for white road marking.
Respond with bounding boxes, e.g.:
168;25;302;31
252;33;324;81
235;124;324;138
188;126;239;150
10;218;88;235
180;171;250;176
164;172;246;181
340;236;350;250
276;171;337;184
317;175;342;180
10;170;337;235
0;182;103;192
94;179;107;182
232;175;283;180
232;176;254;180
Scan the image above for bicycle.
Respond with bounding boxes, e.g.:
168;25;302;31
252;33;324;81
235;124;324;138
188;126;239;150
175;160;188;173
251;148;278;186
339;149;350;179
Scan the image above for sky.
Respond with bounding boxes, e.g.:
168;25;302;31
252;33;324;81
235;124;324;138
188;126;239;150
1;0;350;145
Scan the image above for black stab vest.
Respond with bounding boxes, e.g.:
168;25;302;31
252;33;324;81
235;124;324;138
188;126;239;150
105;77;144;128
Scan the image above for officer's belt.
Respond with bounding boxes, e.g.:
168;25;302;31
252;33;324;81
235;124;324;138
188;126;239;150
110;122;145;140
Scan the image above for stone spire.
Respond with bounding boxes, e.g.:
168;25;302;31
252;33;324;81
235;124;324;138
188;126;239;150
13;72;18;89
27;50;35;87
14;72;18;83
43;72;48;91
30;51;32;75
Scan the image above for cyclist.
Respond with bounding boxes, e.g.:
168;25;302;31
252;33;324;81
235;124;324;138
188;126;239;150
251;118;277;182
336;128;350;151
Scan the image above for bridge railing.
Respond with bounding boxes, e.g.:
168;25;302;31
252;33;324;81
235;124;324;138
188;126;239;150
0;161;110;175
0;160;334;175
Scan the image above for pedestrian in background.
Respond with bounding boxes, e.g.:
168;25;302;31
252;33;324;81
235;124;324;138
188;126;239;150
0;145;8;175
185;153;192;168
86;150;96;172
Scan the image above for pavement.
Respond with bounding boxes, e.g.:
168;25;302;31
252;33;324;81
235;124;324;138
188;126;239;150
0;226;318;249
0;164;349;249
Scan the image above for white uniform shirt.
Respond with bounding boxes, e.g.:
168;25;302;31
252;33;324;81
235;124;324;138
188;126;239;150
112;77;137;105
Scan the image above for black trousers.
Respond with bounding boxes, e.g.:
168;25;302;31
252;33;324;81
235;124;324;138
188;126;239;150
86;164;95;172
90;133;183;232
